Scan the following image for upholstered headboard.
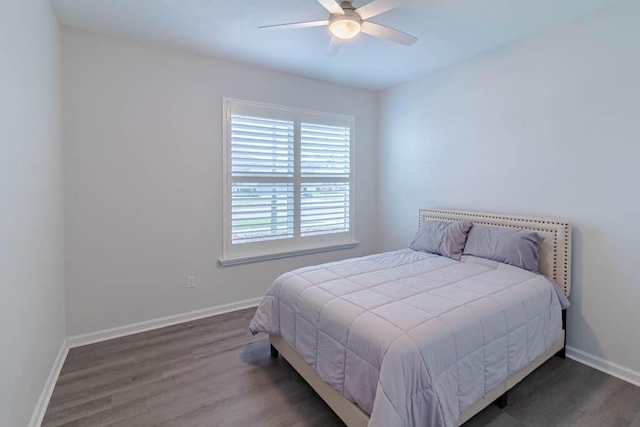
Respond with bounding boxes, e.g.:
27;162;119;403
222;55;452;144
419;209;571;297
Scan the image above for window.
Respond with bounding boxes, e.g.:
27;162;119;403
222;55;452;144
221;99;356;264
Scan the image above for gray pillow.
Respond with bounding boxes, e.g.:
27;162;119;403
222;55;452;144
463;225;544;272
410;220;473;261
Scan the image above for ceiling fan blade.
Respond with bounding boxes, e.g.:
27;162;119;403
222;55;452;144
327;37;343;57
317;0;344;14
356;0;403;20
361;21;417;45
259;20;329;30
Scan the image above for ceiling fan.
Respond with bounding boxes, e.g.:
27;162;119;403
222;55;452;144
260;0;418;56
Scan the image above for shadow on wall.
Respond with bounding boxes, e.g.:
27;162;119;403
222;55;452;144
567;226;601;358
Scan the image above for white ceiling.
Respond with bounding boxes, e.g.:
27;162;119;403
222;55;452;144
52;0;620;91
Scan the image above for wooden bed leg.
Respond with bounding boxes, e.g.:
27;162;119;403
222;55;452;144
495;392;508;409
270;344;279;358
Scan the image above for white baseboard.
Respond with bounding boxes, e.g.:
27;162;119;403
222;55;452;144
566;346;640;388
67;297;262;348
29;339;69;427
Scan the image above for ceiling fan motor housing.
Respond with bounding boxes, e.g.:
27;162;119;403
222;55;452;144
339;0;356;10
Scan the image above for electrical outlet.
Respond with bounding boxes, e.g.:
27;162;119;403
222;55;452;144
186;276;196;289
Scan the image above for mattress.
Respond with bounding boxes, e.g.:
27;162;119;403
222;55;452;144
250;249;569;427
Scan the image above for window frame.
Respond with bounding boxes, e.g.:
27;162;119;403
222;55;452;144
220;98;358;266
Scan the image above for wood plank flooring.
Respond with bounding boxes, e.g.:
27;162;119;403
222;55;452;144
43;308;640;426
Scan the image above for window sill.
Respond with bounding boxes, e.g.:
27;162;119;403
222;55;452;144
218;241;360;266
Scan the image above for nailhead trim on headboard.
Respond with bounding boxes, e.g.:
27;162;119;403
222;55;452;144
418;209;572;297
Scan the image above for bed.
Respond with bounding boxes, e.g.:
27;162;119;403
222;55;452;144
250;209;571;426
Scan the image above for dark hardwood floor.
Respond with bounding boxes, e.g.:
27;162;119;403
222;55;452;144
43;308;640;427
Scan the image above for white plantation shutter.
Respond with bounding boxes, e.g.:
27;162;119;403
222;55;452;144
231;115;294;177
301;123;350;177
231;182;293;243
300;122;350;236
301;183;349;236
223;99;355;262
230;114;295;244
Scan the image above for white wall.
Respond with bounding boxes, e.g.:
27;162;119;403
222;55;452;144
62;29;378;336
0;1;65;426
378;0;640;377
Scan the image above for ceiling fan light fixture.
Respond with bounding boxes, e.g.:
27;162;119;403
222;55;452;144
329;15;361;40
260;0;418;53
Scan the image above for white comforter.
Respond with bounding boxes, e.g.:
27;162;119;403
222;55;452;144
250;249;569;426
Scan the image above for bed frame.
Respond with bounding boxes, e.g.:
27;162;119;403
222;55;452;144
269;209;572;426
